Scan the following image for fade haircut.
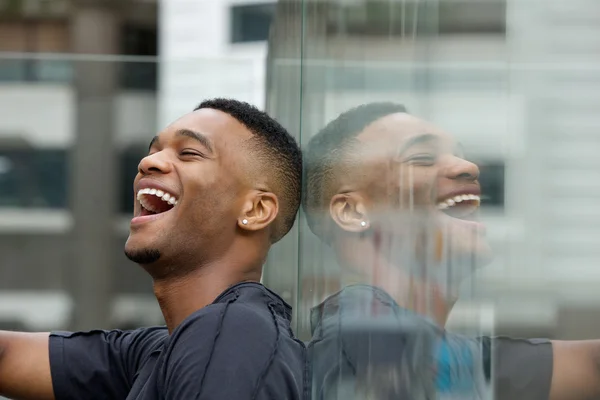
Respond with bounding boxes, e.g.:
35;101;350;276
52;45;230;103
195;98;302;243
303;102;408;241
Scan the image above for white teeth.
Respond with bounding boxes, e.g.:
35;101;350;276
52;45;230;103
136;188;179;208
437;194;480;210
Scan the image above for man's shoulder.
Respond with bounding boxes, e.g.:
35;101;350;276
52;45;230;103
162;287;304;399
169;284;305;368
177;299;294;343
181;281;294;330
219;281;294;319
127;326;169;349
178;301;277;334
165;284;305;376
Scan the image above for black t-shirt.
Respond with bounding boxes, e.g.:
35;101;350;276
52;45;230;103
479;335;553;399
49;282;305;400
308;285;553;400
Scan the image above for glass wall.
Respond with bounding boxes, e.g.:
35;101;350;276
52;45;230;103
266;0;512;340
266;0;600;340
265;0;600;397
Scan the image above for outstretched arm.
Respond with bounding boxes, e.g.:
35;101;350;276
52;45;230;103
0;331;54;400
550;340;600;400
1;327;167;400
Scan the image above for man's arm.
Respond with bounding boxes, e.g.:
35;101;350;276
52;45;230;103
550;340;600;400
164;303;303;400
1;327;167;400
0;331;54;400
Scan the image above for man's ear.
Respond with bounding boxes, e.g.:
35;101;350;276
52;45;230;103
330;193;370;233
237;191;279;232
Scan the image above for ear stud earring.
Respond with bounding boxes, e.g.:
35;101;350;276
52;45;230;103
360;221;367;227
242;219;248;225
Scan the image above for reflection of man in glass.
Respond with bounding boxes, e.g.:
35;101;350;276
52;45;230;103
304;102;600;399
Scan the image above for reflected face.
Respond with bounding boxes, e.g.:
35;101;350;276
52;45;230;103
352;112;492;271
124;108;252;271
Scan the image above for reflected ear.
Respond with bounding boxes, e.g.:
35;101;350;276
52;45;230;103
330;193;369;233
237;191;279;232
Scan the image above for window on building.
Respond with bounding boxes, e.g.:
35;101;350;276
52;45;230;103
230;2;276;43
326;0;506;37
0;147;68;209
0;144;148;213
120;24;158;91
0;20;71;83
476;161;505;208
0;0;70;18
438;0;506;34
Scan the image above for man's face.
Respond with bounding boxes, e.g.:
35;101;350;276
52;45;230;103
124;108;252;272
351;112;492;277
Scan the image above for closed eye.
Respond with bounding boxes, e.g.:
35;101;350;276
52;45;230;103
406;154;437;166
180;150;204;157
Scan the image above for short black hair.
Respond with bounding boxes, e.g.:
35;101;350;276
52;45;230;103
303;102;408;241
195;98;302;243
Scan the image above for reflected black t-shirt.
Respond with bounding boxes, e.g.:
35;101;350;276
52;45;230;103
308;285;553;400
48;282;305;400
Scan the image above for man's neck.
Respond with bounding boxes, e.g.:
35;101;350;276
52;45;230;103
335;240;455;327
153;263;261;333
342;270;453;326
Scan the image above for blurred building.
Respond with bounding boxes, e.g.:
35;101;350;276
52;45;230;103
2;0;600;341
158;0;273;125
0;0;277;331
0;0;160;330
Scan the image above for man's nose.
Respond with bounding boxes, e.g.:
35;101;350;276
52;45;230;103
138;151;172;175
443;156;480;181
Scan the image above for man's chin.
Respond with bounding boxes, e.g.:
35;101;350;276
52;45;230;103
124;246;161;265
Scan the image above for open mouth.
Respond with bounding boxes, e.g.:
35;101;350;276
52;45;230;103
437;194;480;220
136;188;178;217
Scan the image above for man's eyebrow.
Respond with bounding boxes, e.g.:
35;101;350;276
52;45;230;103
174;129;214;154
397;133;439;155
148;136;159;151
